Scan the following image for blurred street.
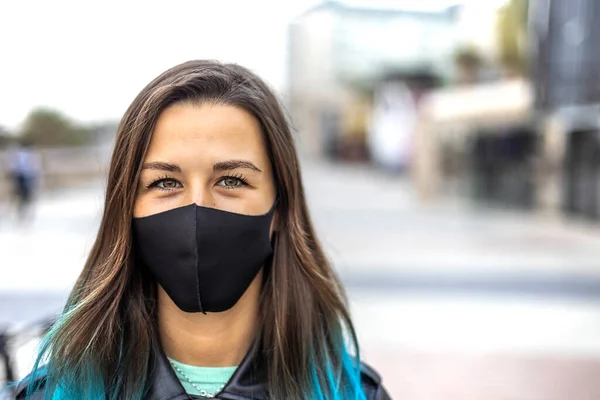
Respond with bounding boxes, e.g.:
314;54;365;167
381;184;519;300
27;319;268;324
2;160;600;399
3;0;600;398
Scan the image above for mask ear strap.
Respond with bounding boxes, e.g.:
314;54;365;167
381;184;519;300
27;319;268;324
263;232;277;280
268;196;280;214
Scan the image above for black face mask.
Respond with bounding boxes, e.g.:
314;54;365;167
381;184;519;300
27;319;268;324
132;202;276;313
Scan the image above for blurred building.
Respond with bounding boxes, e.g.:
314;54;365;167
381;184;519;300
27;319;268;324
531;0;600;111
530;0;600;218
287;0;461;159
411;0;600;220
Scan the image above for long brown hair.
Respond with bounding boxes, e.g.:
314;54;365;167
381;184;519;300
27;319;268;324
28;60;364;400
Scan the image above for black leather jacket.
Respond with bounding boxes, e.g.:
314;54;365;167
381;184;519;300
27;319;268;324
15;341;391;399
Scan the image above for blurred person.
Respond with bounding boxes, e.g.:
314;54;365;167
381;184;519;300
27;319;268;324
5;139;41;223
14;61;391;400
0;329;16;391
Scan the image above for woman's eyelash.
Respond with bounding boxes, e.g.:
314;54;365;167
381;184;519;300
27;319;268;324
216;173;250;190
221;173;249;184
145;173;249;191
146;175;177;189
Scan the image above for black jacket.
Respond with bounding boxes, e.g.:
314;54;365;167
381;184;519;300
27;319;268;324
15;341;391;399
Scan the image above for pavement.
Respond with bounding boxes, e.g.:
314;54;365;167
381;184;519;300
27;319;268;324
2;159;600;399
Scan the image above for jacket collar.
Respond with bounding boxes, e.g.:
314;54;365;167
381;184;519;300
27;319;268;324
145;338;268;400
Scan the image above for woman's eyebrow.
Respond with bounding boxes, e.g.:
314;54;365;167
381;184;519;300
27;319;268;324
142;161;181;172
213;160;263;173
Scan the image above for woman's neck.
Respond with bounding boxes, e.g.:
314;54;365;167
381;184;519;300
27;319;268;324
157;271;262;367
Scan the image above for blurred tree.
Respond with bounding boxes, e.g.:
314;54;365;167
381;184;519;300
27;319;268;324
88;121;119;145
0;125;14;148
496;0;529;77
20;108;93;147
454;45;484;84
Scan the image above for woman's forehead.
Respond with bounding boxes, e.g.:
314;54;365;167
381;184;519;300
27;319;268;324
145;103;270;166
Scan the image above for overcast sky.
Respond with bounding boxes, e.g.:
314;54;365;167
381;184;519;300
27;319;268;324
0;0;320;129
0;0;508;130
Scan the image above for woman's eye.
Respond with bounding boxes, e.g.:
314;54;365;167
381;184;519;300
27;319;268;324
217;177;245;189
150;179;182;191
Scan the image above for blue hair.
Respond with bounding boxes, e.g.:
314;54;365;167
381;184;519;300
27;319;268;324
25;322;365;400
307;328;367;400
23;300;149;400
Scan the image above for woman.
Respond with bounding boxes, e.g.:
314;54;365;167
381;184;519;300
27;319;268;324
16;60;391;400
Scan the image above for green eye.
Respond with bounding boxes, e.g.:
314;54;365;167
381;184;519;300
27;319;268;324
148;178;182;191
217;176;247;189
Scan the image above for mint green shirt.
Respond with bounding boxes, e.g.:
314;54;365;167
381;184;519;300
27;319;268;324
168;358;237;397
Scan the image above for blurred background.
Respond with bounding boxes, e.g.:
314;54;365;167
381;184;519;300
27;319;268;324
2;0;600;398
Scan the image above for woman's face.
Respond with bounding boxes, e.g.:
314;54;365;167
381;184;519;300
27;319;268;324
134;103;276;219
